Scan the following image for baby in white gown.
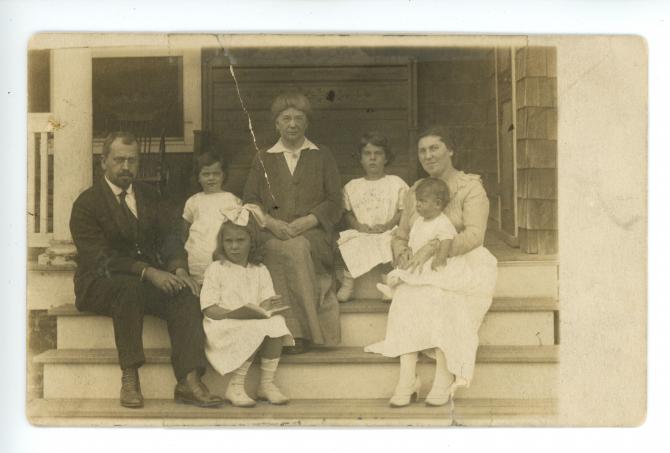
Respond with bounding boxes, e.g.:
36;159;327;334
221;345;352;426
377;177;467;298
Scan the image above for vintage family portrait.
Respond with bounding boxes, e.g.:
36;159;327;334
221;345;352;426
24;33;646;427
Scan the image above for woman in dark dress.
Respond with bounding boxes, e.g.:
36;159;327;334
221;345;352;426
243;92;342;353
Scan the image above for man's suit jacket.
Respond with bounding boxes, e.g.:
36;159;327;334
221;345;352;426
69;177;186;308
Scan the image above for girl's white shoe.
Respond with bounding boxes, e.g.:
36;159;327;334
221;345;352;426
257;382;289;405
225;383;256;407
389;375;422;408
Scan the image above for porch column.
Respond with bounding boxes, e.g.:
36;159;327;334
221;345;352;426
38;48;93;266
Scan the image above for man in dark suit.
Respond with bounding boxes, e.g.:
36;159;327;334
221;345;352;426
69;131;223;408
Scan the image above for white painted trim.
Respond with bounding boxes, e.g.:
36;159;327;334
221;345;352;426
511;47;519;238
494;48;502;230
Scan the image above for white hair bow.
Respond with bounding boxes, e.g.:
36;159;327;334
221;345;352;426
220;203;266;227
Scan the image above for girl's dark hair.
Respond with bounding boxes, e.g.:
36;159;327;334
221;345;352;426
356;131;395;165
415;177;450;209
417;125;457;155
212;217;264;266
194;148;227;175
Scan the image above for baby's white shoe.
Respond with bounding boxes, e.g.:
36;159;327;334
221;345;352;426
376;283;394;301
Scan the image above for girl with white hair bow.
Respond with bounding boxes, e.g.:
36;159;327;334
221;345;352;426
199;205;294;407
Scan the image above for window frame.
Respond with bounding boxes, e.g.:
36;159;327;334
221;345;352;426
90;47;201;154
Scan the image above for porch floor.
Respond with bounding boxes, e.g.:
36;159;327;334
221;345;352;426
485;230;558;263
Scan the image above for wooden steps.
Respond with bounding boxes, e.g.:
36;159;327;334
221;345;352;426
51;297;558;348
27;398;558;427
35;345;558;400
29;249;560;424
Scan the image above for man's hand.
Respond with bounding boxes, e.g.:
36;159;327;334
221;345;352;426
175;268;201;296
259;295;286;312
287;214;318;237
144;267;185;295
266;217;292;240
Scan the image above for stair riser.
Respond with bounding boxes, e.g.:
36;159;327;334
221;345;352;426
57;311;555;349
29;261;558;311
352;263;558;300
43;362;557;400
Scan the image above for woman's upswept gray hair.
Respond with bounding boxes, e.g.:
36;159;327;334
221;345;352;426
270;91;312;121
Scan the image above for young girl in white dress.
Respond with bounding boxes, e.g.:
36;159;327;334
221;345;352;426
182;151;243;284
200;209;294;407
337;132;409;301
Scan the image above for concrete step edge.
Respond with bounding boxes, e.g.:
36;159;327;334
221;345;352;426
27;397;558;423
48;297;559;317
35;345;559;365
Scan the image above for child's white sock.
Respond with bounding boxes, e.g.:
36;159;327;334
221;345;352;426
258;358;289;404
337;270;355;302
225;360;255;407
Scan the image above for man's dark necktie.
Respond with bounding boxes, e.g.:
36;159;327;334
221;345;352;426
119;190;139;239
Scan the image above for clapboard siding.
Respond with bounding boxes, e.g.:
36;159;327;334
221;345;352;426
206;63;414;192
212;81;409;110
211;65;409;83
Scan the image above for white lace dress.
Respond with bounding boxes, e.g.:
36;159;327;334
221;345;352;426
183;191;242;283
200;260;294;376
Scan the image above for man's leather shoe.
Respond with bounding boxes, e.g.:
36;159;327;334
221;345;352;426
120;367;143;408
174;370;224;408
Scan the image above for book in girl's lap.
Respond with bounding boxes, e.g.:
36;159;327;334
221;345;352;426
200;211;294;407
336;132;409;302
376;177;495;300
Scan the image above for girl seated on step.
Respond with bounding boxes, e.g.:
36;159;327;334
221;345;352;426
199;208;294;407
336;131;409;302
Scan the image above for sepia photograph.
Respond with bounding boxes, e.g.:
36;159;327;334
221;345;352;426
22;33;644;428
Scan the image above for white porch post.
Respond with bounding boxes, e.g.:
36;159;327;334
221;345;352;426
38;48;93;266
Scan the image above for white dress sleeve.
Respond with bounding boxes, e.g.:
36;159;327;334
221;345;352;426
395;177;410;211
182;194;197;223
199;262;221;311
257;265;277;302
436;215;458;241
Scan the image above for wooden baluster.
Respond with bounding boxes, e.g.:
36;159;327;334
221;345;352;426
39;131;49;234
27;132;36;234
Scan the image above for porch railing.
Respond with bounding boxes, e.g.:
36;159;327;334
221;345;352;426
28;113;54;248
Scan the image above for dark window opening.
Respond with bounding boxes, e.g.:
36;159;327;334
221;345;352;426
28;50;50;113
92;56;184;139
